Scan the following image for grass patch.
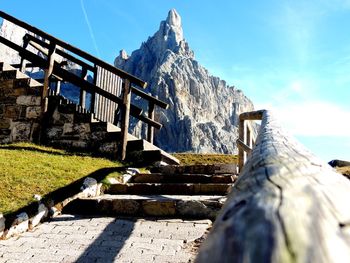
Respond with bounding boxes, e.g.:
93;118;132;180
0;143;124;215
174;153;237;165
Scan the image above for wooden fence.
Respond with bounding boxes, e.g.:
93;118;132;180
196;110;350;263
0;11;168;159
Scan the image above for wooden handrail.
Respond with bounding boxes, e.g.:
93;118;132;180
0;10;169;155
25;34;95;72
131;87;168;109
0;10;147;88
196;110;350;262
0;35;167;129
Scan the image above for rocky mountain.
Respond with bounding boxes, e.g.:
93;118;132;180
0;19;32;64
115;9;254;153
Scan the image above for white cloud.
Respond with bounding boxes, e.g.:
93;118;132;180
259;99;350;137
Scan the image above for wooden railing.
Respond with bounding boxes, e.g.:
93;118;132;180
0;10;168;160
196;110;350;262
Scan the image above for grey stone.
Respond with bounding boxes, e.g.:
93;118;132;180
0;213;5;238
26;106;41;119
11;121;31;141
46;127;63;139
81;177;99;197
5;212;29;238
30;203;48;228
176;200;218;219
16;95;41;106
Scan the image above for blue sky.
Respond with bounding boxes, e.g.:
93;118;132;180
2;0;350;162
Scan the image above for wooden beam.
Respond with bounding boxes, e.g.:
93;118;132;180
42;42;56;113
147;102;155;143
197;110;350;263
25;34;95;72
131;87;168;109
236;138;252;155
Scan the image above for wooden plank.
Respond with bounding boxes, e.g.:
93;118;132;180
197;110;350;263
53;64;143;118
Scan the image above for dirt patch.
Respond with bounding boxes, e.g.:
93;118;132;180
336;166;350;180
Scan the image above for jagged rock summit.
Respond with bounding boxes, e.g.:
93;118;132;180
115;9;254;153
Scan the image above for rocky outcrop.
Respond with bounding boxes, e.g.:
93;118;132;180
115;9;254;154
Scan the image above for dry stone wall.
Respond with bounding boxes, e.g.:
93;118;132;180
0;77;41;144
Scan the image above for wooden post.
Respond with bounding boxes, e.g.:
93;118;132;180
42;42;56;113
90;65;98;114
147;102;155;143
197;110;350;263
79;67;88;109
237;110;264;172
120;79;131;161
238;118;245;172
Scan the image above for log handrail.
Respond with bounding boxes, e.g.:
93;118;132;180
196;109;350;262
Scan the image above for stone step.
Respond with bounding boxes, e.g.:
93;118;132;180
126;149;180;166
0;69;18;81
0;63;42;88
127;139;159;152
151;163;238;175
130;173;237;184
62;194;226;220
104;183;232;195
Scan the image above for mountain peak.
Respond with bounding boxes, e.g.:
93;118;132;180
166;9;182;28
157;9;183;48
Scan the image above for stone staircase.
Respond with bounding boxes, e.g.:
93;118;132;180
0;62;43;144
0;61;179;165
63;164;238;220
45;95;179;165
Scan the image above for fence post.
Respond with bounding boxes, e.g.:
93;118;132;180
147;102;155;143
120;79;131;160
42;42;56;114
79;67;88;110
238;118;245;172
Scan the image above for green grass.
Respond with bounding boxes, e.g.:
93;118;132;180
0;143;124;215
174;153;237;165
0;143;237;215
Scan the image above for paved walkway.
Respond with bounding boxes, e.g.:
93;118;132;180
0;214;211;263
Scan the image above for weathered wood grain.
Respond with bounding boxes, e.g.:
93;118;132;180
196;110;350;263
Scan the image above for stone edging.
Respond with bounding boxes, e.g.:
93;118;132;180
0;177;102;240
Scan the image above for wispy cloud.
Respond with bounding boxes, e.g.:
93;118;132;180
80;0;101;57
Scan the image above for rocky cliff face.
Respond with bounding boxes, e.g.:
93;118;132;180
115;9;254;153
0;19;29;64
0;19;84;104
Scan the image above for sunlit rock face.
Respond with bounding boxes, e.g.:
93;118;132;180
115;9;255;153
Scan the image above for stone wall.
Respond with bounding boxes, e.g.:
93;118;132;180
43;96;119;158
0;78;42;144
